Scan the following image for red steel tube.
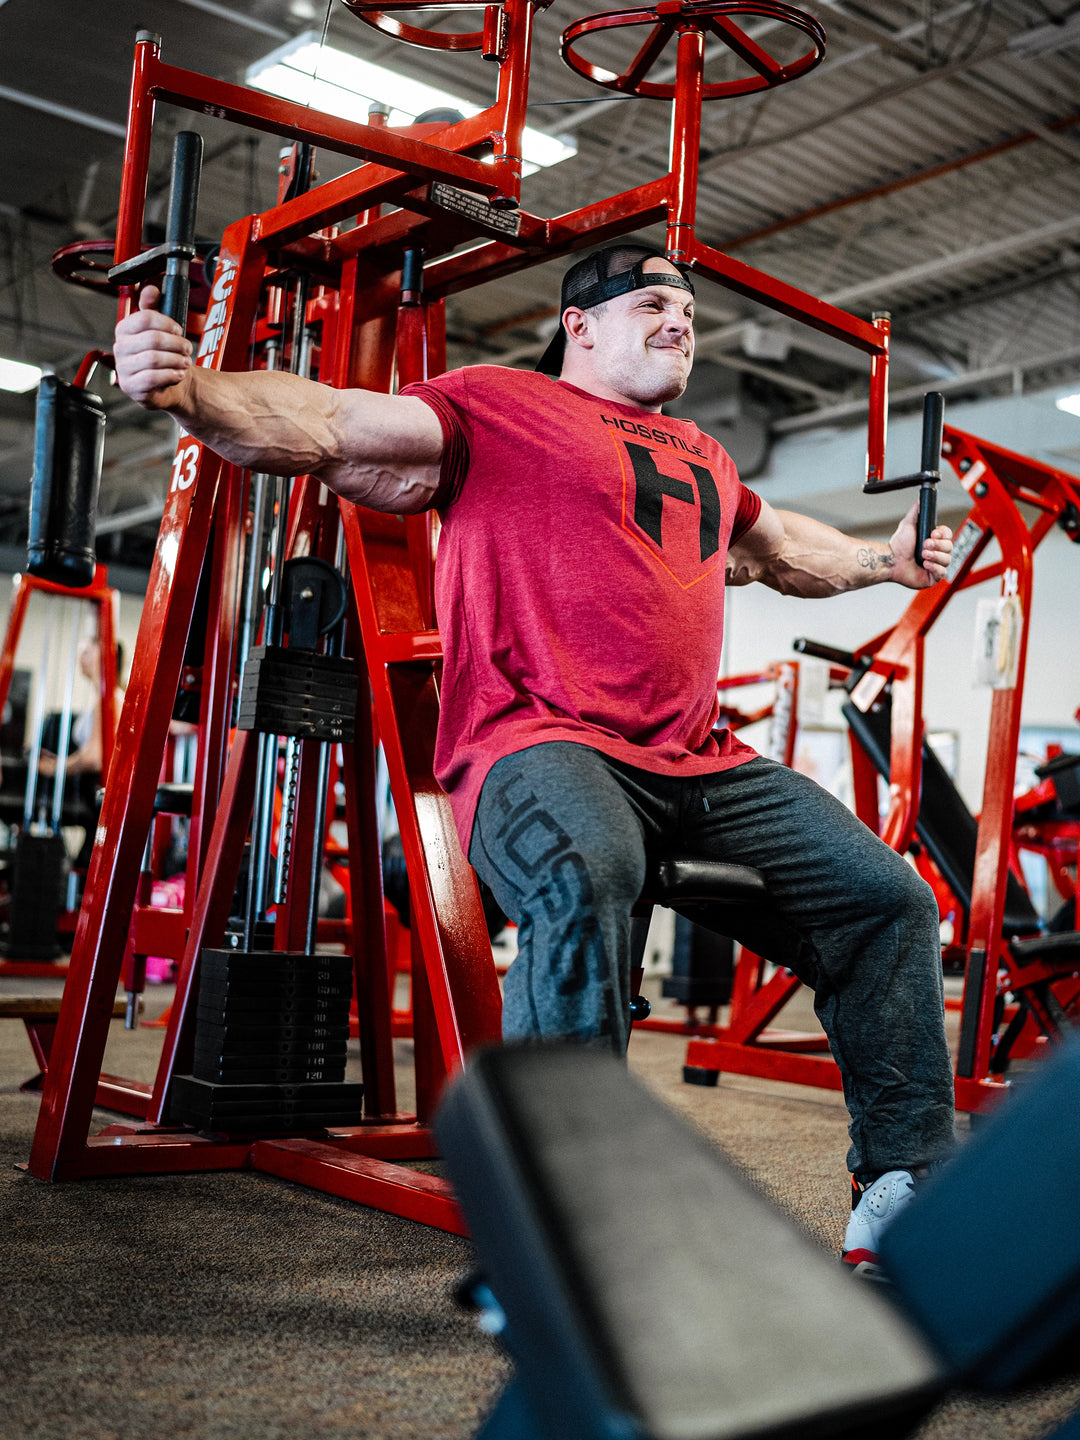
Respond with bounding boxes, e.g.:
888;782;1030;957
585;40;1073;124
666;24;705;260
490;0;537;204
866;313;890;486
114;34;161;321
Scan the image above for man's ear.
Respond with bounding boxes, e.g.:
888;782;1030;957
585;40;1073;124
562;307;594;352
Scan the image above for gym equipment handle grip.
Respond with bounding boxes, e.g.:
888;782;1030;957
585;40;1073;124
792;638;856;667
916;391;943;566
920;391;944;476
162;131;203;329
916;482;938;564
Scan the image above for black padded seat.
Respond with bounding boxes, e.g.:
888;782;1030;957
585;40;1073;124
1009;929;1080;965
153;782;194;816
640;856;768;908
630;858;768;1020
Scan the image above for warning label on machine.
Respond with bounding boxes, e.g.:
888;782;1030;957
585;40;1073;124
429;182;521;236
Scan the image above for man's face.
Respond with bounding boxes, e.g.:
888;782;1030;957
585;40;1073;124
564;259;695;409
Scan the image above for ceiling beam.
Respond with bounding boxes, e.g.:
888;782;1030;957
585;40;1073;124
772;341;1080;434
0;83;125;139
692;211;1080;359
95;502;166;537
173;0;289;41
698;27;1010;180
824;213;1080;308
718;111;1080;252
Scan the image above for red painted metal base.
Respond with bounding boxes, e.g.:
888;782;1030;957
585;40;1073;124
39;1118;467;1233
685;1035;843;1091
0;961;71;978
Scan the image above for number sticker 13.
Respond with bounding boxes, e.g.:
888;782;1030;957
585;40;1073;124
170;441;200;493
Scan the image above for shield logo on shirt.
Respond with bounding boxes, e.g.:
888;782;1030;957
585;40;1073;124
614;436;725;589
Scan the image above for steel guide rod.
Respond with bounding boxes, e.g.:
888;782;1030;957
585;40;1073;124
244;265;314;947
305;526;351;957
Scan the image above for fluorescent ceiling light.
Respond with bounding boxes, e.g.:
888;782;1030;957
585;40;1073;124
1055;391;1080;417
0;357;42;393
247;30;576;177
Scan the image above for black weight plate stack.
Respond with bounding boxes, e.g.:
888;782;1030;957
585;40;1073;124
169;1076;365;1133
236;644;357;742
0;831;69;959
170;948;363;1132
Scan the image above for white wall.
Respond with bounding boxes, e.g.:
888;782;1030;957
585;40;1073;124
749;387;1080;531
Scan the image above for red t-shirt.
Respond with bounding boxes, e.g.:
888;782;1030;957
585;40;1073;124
403;366;762;846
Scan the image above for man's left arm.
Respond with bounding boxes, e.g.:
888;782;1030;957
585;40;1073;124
726;498;952;596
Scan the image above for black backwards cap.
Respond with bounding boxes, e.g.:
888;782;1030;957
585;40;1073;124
535;244;695;377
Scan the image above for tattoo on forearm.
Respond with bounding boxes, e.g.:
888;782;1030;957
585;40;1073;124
857;546;895;571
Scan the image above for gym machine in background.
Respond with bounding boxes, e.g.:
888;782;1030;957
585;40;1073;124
27;2;899;1225
0;325;119;973
0;571;119;970
682;400;1080;1110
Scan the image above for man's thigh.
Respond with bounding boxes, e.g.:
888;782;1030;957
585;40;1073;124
468;742;655;922
693;758;908;904
469;742;669;1046
684;757;933;976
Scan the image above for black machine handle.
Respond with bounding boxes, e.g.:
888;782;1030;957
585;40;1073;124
107;130;203;326
915;391;943;563
161;131;203;328
792;637;857;668
863;391;943;571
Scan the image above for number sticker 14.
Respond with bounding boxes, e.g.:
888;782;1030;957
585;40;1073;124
170;441;201;493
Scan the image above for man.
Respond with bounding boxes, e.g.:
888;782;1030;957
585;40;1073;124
37;638;126;870
114;243;956;1270
38;639;125;781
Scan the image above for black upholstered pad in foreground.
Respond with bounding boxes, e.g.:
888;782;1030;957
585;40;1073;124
436;1044;942;1440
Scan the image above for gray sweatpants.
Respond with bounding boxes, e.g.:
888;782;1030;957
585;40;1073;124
469;741;955;1175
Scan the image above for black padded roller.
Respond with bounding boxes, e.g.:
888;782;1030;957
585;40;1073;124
27;376;105;589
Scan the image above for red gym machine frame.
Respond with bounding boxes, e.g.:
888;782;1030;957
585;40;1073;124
29;4;894;1229
686;428;1080;1113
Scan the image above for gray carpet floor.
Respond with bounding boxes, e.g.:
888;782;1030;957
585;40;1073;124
2;973;1078;1440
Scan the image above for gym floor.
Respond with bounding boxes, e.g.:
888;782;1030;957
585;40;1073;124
2;972;1078;1440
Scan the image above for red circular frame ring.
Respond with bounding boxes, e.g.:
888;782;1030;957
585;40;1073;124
560;0;826;99
340;0;551;53
52;240;124;295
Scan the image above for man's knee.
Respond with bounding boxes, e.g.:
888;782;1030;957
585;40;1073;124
890;858;939;927
854;845;939;930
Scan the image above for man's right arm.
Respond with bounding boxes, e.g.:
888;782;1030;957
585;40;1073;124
114;286;445;514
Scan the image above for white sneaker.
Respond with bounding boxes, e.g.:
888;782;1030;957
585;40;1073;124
842;1170;917;1274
